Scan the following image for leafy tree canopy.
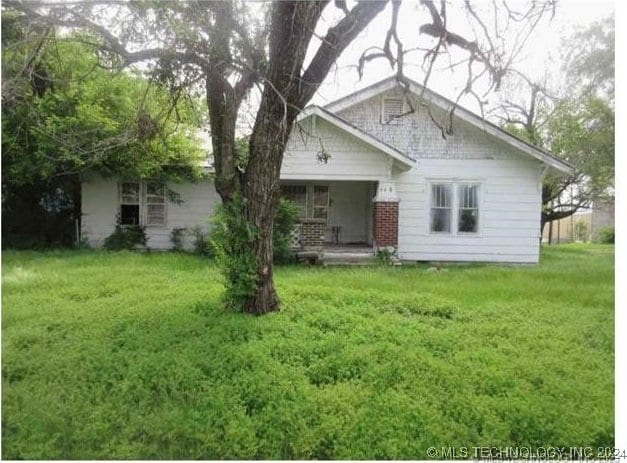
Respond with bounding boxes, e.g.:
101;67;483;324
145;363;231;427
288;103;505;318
1;13;206;200
494;14;614;229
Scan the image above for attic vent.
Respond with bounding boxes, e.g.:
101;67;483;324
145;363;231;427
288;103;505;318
382;98;404;124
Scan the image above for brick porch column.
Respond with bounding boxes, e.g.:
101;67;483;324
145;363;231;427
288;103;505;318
373;181;399;249
299;218;326;250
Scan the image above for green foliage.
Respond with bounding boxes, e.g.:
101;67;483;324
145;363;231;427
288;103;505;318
1;245;614;458
549;96;614;192
234;136;250;171
273;199;299;264
375;247;397;266
596;227;614;244
1;20;205;246
103;225;147;251
563;15;614;102
502;123;539;146
2;36;205;189
170;228;187;252
211;197;259;310
190;226;213;256
573;220;589;243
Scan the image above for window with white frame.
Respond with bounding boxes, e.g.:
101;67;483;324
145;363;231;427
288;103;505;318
119;182;140;225
429;182;481;234
382;97;404;124
118;181;167;227
430;183;452;233
458;184;479;233
145;182;166;226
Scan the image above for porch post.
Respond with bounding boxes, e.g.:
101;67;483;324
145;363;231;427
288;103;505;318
373;180;399;252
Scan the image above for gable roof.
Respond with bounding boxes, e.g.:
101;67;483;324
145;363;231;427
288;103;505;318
297;105;416;169
324;76;574;175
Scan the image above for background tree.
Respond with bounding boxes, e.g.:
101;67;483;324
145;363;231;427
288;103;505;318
1;13;204;247
4;0;557;313
490;14;614;238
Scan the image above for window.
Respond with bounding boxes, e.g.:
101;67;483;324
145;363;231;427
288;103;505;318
145;183;166;226
118;181;167;227
280;184;329;223
382;97;404;124
429;182;481;234
281;185;307;219
458;184;479;233
120;182;140;225
430;184;452;233
313;185;329;222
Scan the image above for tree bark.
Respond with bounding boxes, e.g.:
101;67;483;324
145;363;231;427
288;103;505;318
241;91;300;314
236;0;388;314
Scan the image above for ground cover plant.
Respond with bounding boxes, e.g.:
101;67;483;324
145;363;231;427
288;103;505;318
1;244;614;459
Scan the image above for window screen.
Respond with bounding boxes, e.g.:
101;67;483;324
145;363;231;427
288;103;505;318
458;184;479;233
145;183;166;226
281;184;307;219
120;182;140;225
430;184;452;233
313;185;329;221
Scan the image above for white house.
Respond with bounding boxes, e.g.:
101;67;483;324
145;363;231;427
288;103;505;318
81;76;573;263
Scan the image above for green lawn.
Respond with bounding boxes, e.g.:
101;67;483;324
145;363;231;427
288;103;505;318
1;245;614;459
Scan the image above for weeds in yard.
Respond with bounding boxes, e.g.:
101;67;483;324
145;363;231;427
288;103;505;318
1;244;614;459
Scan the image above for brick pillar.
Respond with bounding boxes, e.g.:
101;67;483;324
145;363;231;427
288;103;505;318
373;181;399;250
373;202;399;247
299;218;326;249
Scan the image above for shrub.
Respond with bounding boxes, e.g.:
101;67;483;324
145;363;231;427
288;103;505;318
190;226;212;256
375;247;397;266
273;199;299;264
211;196;259;310
597;226;615;244
103;225;147;250
574;219;589;242
170;227;186;252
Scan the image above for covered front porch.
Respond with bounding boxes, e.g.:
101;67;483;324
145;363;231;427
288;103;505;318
282;180;400;263
282;180;376;247
279;106;415;263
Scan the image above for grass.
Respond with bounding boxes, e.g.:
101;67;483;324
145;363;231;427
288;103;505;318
1;244;614;459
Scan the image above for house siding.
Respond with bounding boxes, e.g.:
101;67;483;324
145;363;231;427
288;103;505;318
337;88;520;161
81;174;219;250
282;118;390;180
331;86;544;263
81;82;552;263
395;158;543;263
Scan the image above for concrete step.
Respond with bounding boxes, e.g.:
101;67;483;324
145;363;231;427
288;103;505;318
322;252;375;265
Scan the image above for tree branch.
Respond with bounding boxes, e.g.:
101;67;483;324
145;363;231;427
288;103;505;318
298;0;388;107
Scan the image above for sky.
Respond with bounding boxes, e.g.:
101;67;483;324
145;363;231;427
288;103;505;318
235;0;615;133
309;0;615;110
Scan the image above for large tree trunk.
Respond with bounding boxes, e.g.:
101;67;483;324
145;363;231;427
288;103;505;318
242;99;300;314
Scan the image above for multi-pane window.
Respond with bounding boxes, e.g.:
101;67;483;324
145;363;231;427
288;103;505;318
119;182;140;225
281;185;307;219
280;184;329;223
313;185;329;222
382;98;404;124
145;183;166;226
458;184;479;233
119;181;167;227
429;182;481;234
430;184;452;233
